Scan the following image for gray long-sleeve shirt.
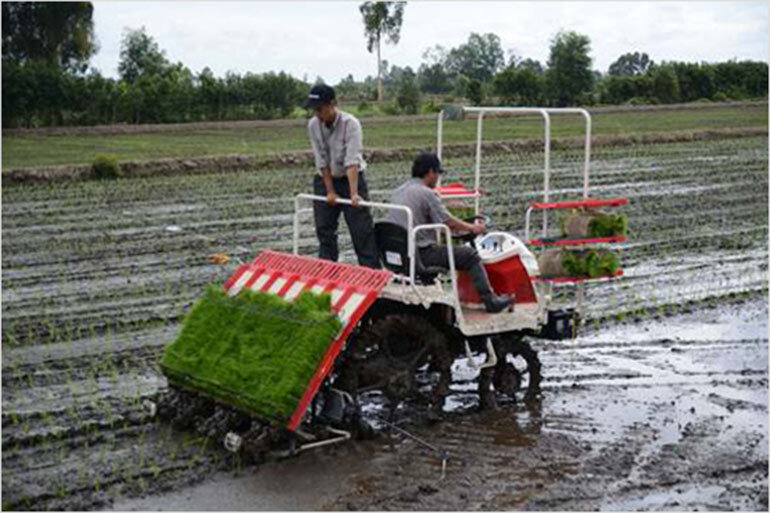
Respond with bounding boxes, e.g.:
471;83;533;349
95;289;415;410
307;111;367;177
387;178;452;248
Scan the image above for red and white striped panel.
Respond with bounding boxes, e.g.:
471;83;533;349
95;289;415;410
223;252;389;325
222;250;392;430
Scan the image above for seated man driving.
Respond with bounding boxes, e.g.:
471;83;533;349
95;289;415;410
387;152;514;313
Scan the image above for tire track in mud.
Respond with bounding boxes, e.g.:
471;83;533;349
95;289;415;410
324;298;767;511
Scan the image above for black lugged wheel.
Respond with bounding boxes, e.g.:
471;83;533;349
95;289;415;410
337;314;453;413
492;336;541;403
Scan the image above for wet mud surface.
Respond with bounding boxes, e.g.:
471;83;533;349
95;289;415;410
2;135;767;510
112;297;768;511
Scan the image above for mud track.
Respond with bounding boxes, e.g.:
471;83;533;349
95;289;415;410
2;133;767;510
111;297;768;511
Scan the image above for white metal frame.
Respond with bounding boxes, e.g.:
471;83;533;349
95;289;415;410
437;106;595;320
293;194;466;329
437;107;593;235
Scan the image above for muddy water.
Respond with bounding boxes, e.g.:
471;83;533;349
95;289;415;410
3;135;766;510
111;296;768;511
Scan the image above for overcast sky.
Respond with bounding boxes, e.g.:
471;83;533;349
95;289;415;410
90;1;768;83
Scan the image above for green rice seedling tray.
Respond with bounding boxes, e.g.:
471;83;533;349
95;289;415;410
160;285;342;422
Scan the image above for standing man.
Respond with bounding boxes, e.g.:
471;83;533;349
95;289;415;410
388;152;514;313
304;84;379;269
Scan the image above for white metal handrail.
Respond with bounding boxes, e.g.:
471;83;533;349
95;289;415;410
293;193;418;280
293;194;468;328
436;106;593;236
412;223;465;329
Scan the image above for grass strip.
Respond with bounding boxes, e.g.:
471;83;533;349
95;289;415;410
160;285;341;421
3;104;766;168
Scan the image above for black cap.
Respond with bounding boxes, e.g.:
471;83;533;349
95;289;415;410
412;152;445;177
304;84;335;108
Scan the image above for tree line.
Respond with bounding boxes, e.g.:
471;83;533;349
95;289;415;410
2;2;767;128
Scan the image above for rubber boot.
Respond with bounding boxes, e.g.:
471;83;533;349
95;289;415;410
468;262;514;313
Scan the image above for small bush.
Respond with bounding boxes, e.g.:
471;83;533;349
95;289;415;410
380;102;401;115
626;96;654;106
357;101;372;112
396;74;421;115
420;99;441;114
92;155;121;179
466;79;484;106
712;91;729;102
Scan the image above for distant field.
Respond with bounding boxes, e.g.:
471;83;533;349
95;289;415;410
2;103;767;169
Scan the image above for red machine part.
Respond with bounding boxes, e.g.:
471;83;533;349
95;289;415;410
436;182;480;197
222;250;392;431
457;254;538;304
529;197;628;210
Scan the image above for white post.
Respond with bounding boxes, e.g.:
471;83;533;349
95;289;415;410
581;109;591;199
437;110;444;161
474;112;484;215
293;196;301;255
542;110;551;236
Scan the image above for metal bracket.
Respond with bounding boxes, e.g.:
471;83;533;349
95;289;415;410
297;426;351;452
224;432;243;453
142;399;157;418
464;338;498;370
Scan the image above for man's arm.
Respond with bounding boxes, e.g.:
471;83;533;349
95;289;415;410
343;118;364;208
346;164;360;207
321;166;338;205
425;189;485;235
446;216;485;235
308;121;336;205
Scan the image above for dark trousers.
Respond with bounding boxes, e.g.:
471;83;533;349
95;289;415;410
313;173;380;269
419;244;481;271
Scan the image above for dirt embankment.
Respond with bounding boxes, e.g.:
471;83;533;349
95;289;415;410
3;126;767;185
2;100;765;138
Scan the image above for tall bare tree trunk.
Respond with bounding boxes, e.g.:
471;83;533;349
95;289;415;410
377;36;383;102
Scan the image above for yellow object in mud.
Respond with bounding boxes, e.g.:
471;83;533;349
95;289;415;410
208;253;230;265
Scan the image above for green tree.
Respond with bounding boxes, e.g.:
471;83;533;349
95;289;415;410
395;69;420;114
493;67;544;105
608;52;653;76
2;2;97;72
418;62;453;94
670;62;714;102
198;67;224;120
118;27;168;84
359;1;406;102
599;75;653;104
545;30;594;106
517;58;544;75
466;78;484;105
446;33;505;82
649;64;680;104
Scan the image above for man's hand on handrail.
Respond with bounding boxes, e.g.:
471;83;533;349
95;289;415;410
326;191;339;206
446;216;486;237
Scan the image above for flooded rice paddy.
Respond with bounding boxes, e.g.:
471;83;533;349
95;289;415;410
2;135;767;510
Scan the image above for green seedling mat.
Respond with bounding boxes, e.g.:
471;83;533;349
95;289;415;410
161;285;342;422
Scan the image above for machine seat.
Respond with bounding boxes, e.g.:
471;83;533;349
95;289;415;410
374;222;445;284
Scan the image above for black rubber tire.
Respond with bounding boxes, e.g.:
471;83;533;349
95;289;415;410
492;336;542;403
